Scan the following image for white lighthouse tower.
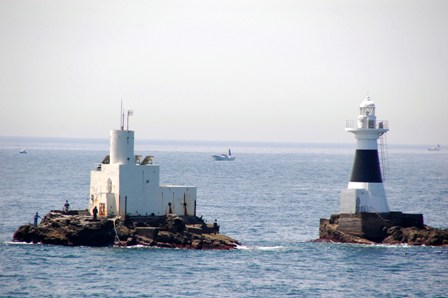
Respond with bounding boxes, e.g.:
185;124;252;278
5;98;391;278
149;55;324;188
339;96;390;214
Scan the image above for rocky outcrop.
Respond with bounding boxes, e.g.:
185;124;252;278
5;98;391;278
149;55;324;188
318;214;448;246
13;211;240;250
317;220;375;245
13;211;115;246
382;225;448;246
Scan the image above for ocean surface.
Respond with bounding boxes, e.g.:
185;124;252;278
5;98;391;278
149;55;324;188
0;137;447;297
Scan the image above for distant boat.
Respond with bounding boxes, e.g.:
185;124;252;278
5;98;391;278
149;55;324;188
212;149;235;161
427;144;441;151
19;149;27;154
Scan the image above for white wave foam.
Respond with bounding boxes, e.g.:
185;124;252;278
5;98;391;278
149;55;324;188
235;244;250;250
257;246;284;251
3;241;38;245
236;245;285;251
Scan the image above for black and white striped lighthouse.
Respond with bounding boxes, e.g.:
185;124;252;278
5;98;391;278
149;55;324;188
339;96;390;214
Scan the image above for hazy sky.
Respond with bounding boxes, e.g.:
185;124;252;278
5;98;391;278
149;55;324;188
1;0;447;145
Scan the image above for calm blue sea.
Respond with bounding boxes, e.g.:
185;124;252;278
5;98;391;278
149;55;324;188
0;137;447;297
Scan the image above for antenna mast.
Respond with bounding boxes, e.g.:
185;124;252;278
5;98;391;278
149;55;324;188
120;99;123;130
120;100;133;130
120;100;124;130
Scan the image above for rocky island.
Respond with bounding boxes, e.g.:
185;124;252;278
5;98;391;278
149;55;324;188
14;210;240;249
13;111;240;249
318;213;448;246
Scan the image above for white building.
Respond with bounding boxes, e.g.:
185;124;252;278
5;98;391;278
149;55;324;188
89;129;197;218
339;96;390;214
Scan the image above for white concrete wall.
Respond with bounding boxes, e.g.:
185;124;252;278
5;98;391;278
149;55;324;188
119;164;160;216
89;164;120;217
160;185;197;216
347;182;389;213
106;193;117;216
90;163;162;217
339;189;359;214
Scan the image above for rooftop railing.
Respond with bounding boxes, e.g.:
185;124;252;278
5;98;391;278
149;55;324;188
346;120;389;129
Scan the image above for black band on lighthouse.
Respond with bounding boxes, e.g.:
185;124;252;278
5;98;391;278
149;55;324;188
350;149;383;183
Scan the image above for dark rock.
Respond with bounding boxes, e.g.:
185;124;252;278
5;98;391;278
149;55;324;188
318;214;448;246
191;239;202;249
165;216;186;234
14;212;115;246
126;237;137;246
13;211;240;250
383;225;448;246
318;220;374;245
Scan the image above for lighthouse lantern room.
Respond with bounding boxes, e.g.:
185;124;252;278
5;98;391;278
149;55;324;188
340;96;390;214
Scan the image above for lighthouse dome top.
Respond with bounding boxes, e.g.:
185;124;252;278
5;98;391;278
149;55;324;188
359;96;376;116
360;96;375;108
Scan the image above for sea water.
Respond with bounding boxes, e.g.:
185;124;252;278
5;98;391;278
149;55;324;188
0;137;447;297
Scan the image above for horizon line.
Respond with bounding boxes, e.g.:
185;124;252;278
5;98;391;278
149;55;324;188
0;134;442;147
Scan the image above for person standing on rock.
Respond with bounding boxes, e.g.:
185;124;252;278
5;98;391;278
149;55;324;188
213;219;219;234
63;200;70;213
33;212;40;227
92;206;98;220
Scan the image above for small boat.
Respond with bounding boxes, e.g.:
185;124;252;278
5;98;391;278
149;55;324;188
19;149;27;154
427;144;441;151
212;149;235;161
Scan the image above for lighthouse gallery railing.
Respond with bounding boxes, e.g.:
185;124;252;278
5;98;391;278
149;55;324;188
346;120;389;130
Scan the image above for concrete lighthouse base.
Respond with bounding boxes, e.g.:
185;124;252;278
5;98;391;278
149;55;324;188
318;212;448;246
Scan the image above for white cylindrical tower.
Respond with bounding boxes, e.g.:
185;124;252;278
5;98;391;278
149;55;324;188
110;130;135;165
345;96;390;213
